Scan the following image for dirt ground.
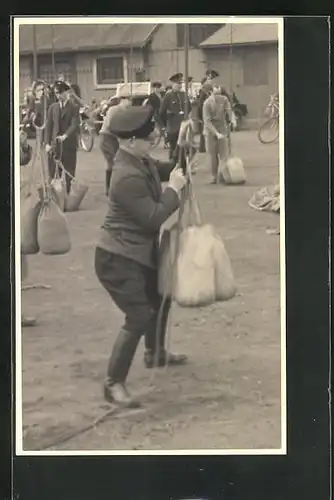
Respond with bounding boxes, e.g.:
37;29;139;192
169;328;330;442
20;131;282;452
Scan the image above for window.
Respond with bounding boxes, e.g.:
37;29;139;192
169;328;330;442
38;61;72;84
95;56;124;86
243;49;269;86
176;24;223;48
134;69;146;82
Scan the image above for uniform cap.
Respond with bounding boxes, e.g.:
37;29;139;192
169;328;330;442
205;69;219;79
170;72;183;83
53;80;71;93
108;105;155;139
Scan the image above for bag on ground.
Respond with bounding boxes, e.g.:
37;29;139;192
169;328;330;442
37;197;71;255
221;156;246;185
20;188;41;255
65;178;88;212
50;166;67;211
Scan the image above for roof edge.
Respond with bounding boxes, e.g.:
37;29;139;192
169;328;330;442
19;43;144;55
142;23;160;47
200;40;278;48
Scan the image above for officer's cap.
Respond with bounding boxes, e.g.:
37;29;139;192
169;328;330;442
108;105;155;139
53;80;71;93
206;69;219;79
170;72;183;83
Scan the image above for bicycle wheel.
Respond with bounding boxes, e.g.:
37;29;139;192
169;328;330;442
80;124;94;152
257;116;279;144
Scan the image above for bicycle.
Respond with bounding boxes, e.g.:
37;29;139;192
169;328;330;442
257;93;279;144
79;106;95;152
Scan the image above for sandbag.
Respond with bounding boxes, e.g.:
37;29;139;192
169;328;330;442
50;167;66;211
20;188;41;255
65;179;88;212
37;198;71;255
209;227;237;301
174;225;216;307
221;156;246;185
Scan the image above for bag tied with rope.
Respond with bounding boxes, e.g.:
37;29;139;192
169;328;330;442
37;186;71;255
20;132;41;255
21;179;41;255
50;162;67;212
220;135;246;185
64;172;89;212
158;155;236;307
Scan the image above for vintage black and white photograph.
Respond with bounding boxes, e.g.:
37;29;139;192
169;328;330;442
14;16;284;454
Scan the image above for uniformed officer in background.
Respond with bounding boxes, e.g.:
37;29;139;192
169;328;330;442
159;72;191;160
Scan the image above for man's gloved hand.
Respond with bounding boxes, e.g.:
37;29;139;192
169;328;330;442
168;167;187;193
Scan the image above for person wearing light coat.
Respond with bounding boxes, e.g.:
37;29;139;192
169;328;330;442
202;83;232;184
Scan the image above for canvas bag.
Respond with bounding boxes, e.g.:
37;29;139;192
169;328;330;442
20;155;41;255
158;178;236;307
50;163;67;211
209;226;237;301
174;224;217;307
37;188;71;255
64;173;89;212
220;136;246;185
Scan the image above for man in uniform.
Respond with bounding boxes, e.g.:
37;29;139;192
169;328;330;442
159;72;191;160
45;80;80;194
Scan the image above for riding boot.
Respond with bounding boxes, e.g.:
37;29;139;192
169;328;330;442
104;328;141;408
144;299;188;369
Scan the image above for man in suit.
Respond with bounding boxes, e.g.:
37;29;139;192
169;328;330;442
159;73;191;160
45;80;80;194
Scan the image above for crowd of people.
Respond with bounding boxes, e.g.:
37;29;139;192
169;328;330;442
20;68;237;407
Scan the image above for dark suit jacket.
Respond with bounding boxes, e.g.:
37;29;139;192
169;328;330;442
45;100;80;150
98;147;179;269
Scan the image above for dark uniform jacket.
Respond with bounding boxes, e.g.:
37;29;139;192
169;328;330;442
146;92;163;127
45;100;80;149
146;92;162;113
98;147;180;269
159;90;191;134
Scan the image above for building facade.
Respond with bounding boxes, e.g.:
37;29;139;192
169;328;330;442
19;23;279;118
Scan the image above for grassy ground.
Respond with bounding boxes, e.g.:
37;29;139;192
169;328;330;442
20;131;281;452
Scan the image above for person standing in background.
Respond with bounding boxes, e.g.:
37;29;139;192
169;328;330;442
197;70;221;154
202;83;232;184
99;95;132;195
45;80;80;194
196;77;210;153
159;73;191;160
144;81;164;130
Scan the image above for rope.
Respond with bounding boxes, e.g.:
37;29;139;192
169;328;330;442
151;126;200;379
